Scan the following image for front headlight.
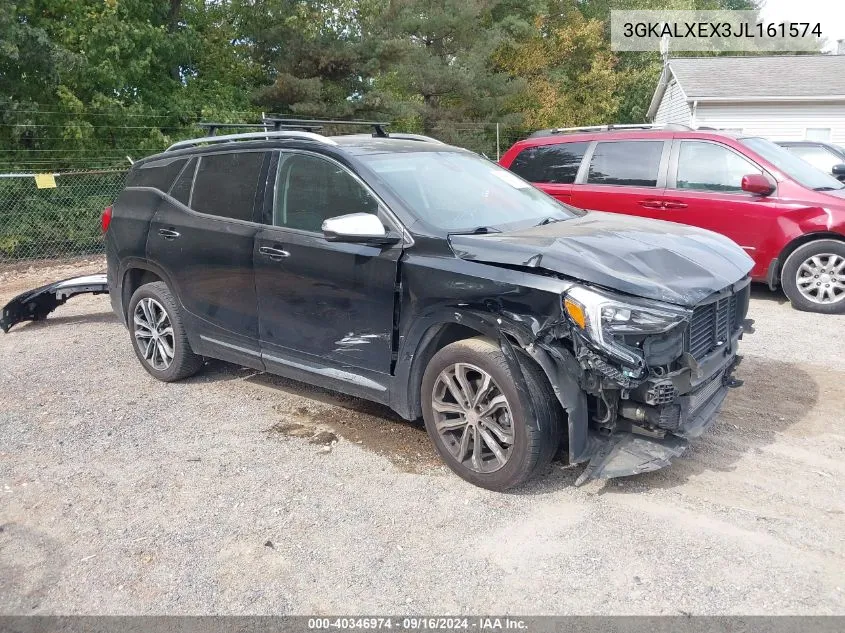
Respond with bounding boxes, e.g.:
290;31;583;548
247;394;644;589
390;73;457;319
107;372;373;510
563;286;691;370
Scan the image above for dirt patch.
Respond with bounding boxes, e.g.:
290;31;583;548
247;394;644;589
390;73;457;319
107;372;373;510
258;382;439;473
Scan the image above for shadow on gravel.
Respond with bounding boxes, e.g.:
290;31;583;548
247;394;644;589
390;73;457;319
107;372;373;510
750;284;789;306
594;355;819;493
185;360;440;473
181;354;818;491
21;311;118;330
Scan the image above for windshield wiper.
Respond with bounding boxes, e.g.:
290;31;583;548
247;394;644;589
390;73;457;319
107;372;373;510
450;226;502;235
814;186;842;191
535;216;564;226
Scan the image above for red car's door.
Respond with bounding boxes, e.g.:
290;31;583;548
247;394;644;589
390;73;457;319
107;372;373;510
506;141;590;204
659;139;781;277
569;139;670;218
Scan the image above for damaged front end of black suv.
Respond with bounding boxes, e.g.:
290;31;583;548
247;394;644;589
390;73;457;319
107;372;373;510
551;279;749;484
448;212;754;485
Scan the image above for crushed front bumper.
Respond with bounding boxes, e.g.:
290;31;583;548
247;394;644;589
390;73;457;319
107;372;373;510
0;274;109;333
554;332;743;486
573;367;734;486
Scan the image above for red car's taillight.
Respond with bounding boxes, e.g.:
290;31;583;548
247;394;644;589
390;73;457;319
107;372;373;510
101;205;112;232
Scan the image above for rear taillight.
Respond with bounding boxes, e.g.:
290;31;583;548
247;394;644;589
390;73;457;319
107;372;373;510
101;205;112;232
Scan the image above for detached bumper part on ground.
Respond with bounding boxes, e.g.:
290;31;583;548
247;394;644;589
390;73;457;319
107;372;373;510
0;273;109;333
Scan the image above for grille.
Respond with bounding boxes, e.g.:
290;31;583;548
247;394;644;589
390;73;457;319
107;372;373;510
689;370;725;416
687;288;745;361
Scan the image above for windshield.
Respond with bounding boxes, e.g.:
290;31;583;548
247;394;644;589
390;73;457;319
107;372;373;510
741;137;845;191
360;151;582;232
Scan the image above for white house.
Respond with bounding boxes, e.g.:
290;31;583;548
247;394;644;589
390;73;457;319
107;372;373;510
646;55;845;144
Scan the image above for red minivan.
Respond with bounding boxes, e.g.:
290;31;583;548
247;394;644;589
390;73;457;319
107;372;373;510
500;126;845;314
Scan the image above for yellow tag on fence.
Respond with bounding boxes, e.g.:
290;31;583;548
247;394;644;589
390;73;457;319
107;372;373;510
34;173;57;189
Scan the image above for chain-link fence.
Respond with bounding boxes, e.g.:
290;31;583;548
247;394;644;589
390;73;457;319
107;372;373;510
0;121;532;267
0;170;127;265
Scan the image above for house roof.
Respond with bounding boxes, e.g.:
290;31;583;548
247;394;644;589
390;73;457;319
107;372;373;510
647;55;845;120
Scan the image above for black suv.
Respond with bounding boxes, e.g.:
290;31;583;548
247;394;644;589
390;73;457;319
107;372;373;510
104;125;753;490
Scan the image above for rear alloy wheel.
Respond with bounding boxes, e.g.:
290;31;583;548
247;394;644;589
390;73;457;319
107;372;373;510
781;240;845;314
127;281;203;381
134;298;174;371
421;337;563;491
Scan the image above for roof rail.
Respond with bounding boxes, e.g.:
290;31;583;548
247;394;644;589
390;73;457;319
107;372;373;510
387;133;446;144
197;122;324;136
263;117;391;137
529;123;691;138
165;130;337;152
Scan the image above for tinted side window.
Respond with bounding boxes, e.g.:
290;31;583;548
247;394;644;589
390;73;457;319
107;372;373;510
275;154;378;232
191;152;265;221
169;158;196;206
587;141;664;187
509;142;589;184
676;141;761;193
127;157;187;191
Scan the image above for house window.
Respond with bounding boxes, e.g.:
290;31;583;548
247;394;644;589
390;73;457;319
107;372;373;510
806;128;832;142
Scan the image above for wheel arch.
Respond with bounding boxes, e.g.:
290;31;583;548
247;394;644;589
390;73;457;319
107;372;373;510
393;309;533;421
120;261;176;321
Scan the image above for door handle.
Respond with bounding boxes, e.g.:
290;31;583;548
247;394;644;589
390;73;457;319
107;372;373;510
259;246;291;261
663;201;688;209
158;228;180;240
638;200;664;209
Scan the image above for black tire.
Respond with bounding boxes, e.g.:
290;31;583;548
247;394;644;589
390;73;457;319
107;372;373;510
127;281;203;381
421;337;564;491
781;239;845;314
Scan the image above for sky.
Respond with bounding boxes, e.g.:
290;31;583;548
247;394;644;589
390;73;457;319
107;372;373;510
759;0;845;53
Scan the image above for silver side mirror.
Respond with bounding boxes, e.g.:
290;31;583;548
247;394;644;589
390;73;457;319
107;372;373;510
321;213;399;245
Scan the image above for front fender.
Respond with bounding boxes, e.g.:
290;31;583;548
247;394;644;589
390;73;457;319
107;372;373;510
392;307;586;464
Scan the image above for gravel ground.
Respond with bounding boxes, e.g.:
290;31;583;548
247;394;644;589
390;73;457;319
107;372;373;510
0;259;843;615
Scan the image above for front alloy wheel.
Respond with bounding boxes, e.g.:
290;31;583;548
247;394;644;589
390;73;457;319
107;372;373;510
133;297;175;371
420;337;563;491
432;363;514;473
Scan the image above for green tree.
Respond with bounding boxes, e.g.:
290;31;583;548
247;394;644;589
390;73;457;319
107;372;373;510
493;2;619;129
0;0;263;170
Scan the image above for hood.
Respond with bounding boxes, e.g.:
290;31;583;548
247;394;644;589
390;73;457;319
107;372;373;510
448;212;754;306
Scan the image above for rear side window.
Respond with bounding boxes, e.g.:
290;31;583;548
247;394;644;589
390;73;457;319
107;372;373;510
509;142;589;184
587;141;664;187
191;152;265;221
127;157;187;191
169;158;196;206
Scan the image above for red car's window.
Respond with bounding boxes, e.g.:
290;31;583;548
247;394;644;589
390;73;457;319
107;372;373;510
587;141;663;187
676;141;761;193
509;142;589;184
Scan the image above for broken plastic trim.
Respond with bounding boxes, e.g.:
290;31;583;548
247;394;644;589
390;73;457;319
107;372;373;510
574;432;688;486
0;274;109;333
